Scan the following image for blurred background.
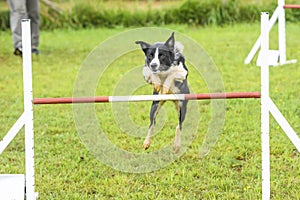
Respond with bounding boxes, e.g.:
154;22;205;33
1;0;299;30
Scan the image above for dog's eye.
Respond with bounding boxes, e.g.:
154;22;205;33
159;54;165;59
148;54;153;59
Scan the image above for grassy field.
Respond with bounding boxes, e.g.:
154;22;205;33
1;23;300;199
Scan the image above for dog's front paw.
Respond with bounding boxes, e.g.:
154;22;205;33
173;142;181;154
144;139;151;150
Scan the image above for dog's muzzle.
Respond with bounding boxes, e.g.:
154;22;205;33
150;63;159;72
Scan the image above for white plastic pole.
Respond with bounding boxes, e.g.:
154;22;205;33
268;98;300;152
0;113;25;154
109;94;186;102
22;19;36;200
278;0;287;64
244;7;280;64
260;12;270;200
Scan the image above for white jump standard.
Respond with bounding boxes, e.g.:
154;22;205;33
260;12;300;200
0;20;37;200
245;0;299;66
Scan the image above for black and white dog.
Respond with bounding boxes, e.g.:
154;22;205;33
136;32;190;153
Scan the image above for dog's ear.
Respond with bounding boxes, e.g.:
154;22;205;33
135;41;150;55
165;32;175;52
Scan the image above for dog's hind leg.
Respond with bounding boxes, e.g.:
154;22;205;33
173;100;188;153
144;97;165;150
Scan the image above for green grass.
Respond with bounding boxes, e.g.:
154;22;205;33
0;0;272;12
1;23;300;199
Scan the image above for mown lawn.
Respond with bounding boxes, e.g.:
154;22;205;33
1;23;300;199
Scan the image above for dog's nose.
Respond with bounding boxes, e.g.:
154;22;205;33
150;63;158;69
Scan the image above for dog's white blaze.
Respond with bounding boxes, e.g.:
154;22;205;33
150;48;160;68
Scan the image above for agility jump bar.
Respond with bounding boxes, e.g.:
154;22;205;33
33;92;261;105
283;4;300;9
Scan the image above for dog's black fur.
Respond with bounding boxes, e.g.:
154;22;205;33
136;32;190;153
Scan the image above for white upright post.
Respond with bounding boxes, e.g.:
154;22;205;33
244;6;280;65
260;12;270;200
22;19;36;200
278;0;287;64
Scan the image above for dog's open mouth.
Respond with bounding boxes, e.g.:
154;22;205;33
151;69;159;73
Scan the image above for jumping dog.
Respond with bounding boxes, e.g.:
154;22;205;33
136;32;190;153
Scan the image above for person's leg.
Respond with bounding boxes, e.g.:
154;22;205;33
26;0;40;50
7;0;27;50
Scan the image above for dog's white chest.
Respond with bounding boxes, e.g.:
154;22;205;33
143;62;187;93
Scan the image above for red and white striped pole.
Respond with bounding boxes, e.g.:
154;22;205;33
33;92;261;105
283;4;300;9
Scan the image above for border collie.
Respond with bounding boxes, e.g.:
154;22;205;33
136;32;190;153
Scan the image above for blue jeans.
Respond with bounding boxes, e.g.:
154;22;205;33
7;0;40;49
